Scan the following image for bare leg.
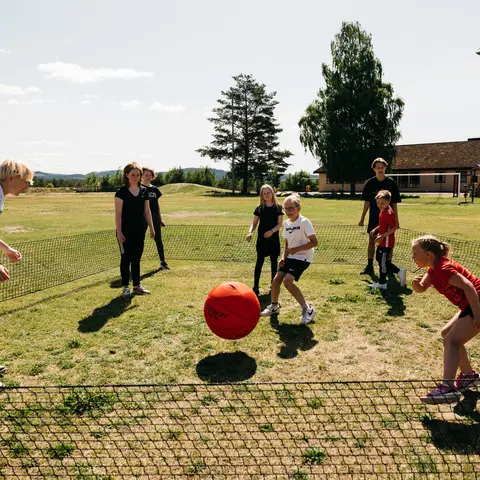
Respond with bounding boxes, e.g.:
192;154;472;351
283;274;306;308
367;234;375;261
270;272;286;303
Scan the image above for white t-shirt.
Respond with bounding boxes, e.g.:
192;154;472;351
0;185;4;214
282;215;315;263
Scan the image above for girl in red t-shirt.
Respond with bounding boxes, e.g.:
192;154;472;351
412;235;480;404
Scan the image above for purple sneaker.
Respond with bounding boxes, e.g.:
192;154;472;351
454;370;480;392
420;383;461;405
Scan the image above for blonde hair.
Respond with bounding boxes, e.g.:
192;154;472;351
371;158;388;169
283;193;301;209
259;184;279;207
0;159;34;183
375;189;391;201
412;235;451;258
142;166;155;177
122;162;142;187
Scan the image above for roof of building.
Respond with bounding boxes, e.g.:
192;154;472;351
313;139;480;174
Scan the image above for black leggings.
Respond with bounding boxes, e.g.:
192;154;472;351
144;212;165;263
376;246;399;284
254;253;278;288
119;236;145;287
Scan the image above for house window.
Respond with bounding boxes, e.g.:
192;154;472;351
409;172;420;188
397;175;408;189
460;172;467;184
434;172;446;183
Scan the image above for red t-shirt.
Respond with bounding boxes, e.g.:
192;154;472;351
378;206;396;248
427;257;480;310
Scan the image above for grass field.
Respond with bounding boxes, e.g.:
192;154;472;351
1;186;480;479
0;185;479;387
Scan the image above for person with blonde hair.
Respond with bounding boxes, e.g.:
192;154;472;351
246;184;283;295
411;235;480;404
260;193;317;324
0;159;34;386
115;163;155;297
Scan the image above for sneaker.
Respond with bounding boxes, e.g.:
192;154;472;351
454;370;480;391
260;303;280;316
420;383;461;405
121;287;131;298
360;266;374;275
133;284;150;295
368;282;387;291
0;365;6;375
301;305;315;325
0;380;4;388
160;262;171;271
397;268;407;287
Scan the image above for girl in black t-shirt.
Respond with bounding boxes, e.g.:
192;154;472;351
115;162;155;297
246;184;284;295
142;167;170;270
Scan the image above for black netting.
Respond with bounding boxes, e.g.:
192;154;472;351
1;225;479;302
1;382;479;479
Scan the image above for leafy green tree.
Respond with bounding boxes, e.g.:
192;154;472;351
164;167;185;184
100;174;111;191
152;172;164;186
280;170;317;192
84;172;100;190
299;21;404;195
197;73;292;194
110;170;123;188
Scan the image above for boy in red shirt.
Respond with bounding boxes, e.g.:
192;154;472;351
412;235;480;404
368;190;406;290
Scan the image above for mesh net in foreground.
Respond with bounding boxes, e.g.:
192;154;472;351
1;382;479;479
2;225;480;302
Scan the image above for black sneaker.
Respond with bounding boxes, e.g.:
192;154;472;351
360;266;374;275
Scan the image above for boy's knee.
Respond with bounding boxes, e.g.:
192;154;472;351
283;276;294;289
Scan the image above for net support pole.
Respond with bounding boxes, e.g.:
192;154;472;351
457;172;461;205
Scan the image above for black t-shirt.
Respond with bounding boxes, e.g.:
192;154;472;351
115;186;148;236
361;176;401;224
254;204;284;236
143;184;162;215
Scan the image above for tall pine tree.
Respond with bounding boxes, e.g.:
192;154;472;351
299;22;404;194
197;74;292;194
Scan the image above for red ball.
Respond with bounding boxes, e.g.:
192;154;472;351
204;282;261;340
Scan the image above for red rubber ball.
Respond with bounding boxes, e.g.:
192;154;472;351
204;282;261;340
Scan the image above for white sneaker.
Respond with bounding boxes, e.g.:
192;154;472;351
260;303;280;316
368;282;387;291
121;286;131;298
301;305;315;325
0;365;6;375
397;268;407;287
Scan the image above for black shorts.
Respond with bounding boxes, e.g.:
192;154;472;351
279;258;310;281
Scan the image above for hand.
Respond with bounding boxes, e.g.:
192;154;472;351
287;246;298;255
117;231;125;243
369;228;377;237
5;247;21;263
279;258;285;267
264;230;273;239
0;265;10;282
374;234;382;244
246;233;252;243
358;219;364;227
150;228;156;238
160;220;166;227
411;275;424;293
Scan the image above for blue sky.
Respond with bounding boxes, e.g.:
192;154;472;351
0;0;479;175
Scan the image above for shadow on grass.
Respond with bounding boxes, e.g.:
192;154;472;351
363;277;412;317
422;391;480;454
110;268;160;289
196;352;257;383
78;296;133;333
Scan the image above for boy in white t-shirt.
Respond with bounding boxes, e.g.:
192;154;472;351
260;194;318;324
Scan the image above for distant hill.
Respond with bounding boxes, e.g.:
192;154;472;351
34;168;228;180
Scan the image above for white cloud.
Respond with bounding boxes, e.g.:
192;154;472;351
28;152;63;157
89;151;113;156
0;84;42;96
80;100;91;105
18;141;67;147
0;48;12;55
37;62;154;84
84;94;100;99
149;102;186;114
119;100;142;111
7;98;43;105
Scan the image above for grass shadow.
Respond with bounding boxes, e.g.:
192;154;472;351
269;314;318;359
78;296;133;333
196;352;257;383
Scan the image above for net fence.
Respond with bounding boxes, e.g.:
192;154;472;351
1;381;479;479
2;225;480;302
